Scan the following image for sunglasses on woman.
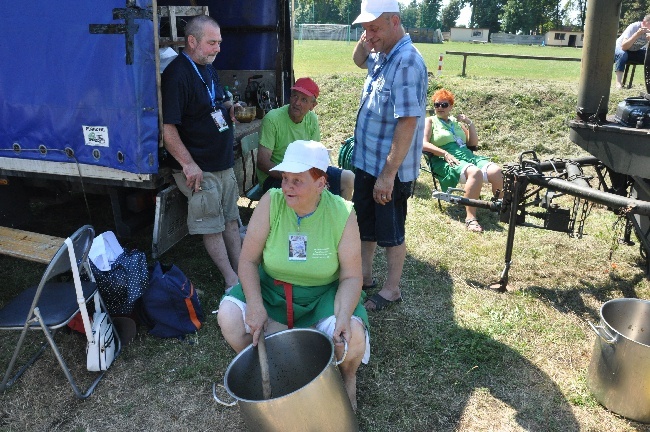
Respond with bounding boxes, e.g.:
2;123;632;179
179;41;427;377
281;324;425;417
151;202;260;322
434;102;450;108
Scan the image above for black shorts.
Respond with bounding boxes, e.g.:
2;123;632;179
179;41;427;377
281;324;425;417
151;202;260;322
352;169;412;247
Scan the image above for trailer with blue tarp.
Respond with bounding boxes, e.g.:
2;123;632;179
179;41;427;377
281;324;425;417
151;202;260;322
0;0;292;256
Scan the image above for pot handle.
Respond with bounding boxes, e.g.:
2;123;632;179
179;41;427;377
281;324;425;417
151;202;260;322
334;337;348;366
588;321;617;344
213;382;237;407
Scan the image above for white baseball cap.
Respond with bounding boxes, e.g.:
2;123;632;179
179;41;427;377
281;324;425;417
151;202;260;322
270;140;330;174
352;0;400;25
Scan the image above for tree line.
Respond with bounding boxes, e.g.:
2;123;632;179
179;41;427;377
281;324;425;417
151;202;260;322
293;0;648;35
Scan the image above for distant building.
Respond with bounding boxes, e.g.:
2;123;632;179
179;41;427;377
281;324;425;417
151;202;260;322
491;33;545;45
544;30;584;47
404;27;443;43
450;27;490;43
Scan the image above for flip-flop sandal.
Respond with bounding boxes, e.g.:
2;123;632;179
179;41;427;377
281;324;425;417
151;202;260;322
465;218;484;233
365;293;403;312
362;278;377;291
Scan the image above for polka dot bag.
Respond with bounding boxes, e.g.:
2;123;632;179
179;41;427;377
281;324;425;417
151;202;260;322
90;249;149;315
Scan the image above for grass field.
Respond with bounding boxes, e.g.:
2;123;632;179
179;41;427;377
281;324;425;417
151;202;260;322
2;40;650;431
294;40;584;81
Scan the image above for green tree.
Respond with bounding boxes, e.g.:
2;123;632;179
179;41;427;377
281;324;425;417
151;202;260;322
547;0;567;30
499;0;564;34
441;0;463;31
400;0;420;28
470;0;503;32
564;0;586;29
501;0;528;33
421;0;443;29
294;0;361;24
621;0;650;29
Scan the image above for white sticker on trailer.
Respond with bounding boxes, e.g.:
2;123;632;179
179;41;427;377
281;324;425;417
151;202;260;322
82;125;109;147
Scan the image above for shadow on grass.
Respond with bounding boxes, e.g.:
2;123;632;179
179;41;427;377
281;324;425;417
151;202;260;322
523;271;648;324
414;177;506;234
357;255;579;431
2;193;580;430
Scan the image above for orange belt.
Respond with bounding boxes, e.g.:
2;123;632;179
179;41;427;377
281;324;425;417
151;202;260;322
274;279;294;329
185;281;202;330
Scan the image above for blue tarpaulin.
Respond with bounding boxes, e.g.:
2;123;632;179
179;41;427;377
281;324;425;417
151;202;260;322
0;0;159;174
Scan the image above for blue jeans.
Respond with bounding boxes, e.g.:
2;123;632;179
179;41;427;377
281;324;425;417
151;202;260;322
614;47;646;72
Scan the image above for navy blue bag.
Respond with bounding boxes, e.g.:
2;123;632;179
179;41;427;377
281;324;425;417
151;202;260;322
142;262;204;339
90;249;149;315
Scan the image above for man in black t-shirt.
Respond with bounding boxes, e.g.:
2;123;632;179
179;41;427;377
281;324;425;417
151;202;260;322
161;15;241;291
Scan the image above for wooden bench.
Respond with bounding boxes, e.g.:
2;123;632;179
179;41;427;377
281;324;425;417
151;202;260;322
0;227;63;264
445;51;581;77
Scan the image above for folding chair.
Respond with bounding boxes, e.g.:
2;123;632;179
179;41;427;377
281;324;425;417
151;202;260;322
0;225;121;399
338;136;355;171
240;132;264;205
622;59;644;89
421;152;444;211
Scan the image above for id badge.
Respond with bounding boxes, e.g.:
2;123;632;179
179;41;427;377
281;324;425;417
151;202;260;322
288;233;307;261
454;136;466;147
211;110;229;132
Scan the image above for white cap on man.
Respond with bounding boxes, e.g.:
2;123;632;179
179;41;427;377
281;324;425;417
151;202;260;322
352;0;400;25
270;140;330;173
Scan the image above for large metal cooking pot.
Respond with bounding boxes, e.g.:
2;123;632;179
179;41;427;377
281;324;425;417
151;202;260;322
214;328;358;431
587;298;650;423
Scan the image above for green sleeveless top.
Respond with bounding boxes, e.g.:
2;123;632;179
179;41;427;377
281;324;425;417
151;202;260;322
430;115;467;148
262;188;351;285
226;188;369;329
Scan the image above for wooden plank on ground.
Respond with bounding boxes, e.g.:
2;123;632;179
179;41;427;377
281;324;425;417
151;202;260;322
0;227;63;264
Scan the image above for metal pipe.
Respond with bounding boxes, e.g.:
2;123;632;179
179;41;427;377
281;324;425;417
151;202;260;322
565;162;591;189
526;175;650;215
432;193;501;211
537;156;600;172
576;0;622;122
490;177;528;292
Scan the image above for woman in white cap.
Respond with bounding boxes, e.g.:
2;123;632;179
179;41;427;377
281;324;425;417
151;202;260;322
217;140;369;410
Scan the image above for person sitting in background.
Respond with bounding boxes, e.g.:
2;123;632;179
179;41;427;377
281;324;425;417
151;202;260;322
614;15;650;89
422;88;503;233
218;140;369;411
256;77;355;200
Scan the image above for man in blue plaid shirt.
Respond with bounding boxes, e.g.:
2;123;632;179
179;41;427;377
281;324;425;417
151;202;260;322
351;0;428;312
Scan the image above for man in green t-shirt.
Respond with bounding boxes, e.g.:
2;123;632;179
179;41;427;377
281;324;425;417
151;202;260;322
256;77;355;200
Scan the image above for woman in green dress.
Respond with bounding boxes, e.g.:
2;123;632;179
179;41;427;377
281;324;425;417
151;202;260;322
218;140;369;410
423;88;503;232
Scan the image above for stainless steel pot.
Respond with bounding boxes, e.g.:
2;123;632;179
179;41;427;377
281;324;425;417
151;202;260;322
587;298;650;423
214;328;358;431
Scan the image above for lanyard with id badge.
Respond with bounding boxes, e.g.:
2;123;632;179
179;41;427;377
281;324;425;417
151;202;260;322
288;210;317;261
441;119;466;148
183;52;229;132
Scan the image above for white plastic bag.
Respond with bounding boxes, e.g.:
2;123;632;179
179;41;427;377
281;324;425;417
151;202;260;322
89;231;124;271
160;47;178;73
